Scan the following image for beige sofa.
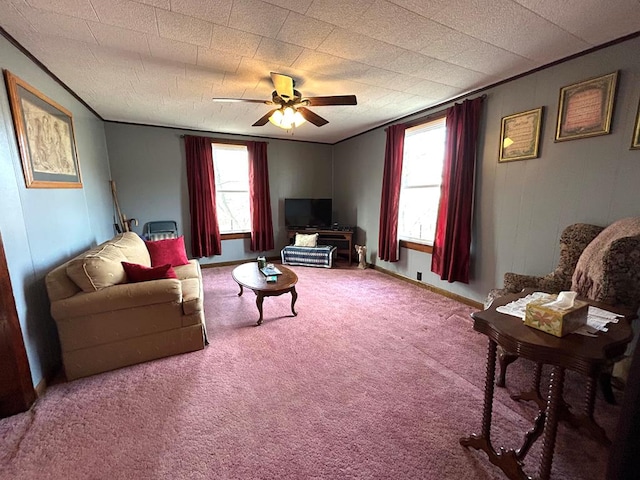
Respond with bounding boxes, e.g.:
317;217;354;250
46;232;207;380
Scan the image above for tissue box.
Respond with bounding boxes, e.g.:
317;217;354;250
524;295;589;337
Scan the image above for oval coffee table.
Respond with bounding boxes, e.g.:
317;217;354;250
231;262;298;325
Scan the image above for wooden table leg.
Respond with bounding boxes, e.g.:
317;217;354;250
497;348;519;387
537;365;565;480
565;375;611;445
256;292;264;326
237;284;243;296
460;341;530;480
290;286;298;316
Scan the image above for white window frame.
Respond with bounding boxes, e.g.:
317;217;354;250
212;142;251;236
398;116;446;249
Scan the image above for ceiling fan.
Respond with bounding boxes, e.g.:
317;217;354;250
212;72;357;129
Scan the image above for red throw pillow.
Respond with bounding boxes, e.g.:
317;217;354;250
144;236;189;267
122;262;177;283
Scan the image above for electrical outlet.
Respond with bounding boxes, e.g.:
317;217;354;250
417;271;422;281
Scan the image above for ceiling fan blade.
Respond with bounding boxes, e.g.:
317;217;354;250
270;72;294;101
252;109;278;126
305;95;357;106
212;98;270;104
297;107;329;127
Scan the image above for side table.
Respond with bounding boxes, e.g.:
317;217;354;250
460;289;634;480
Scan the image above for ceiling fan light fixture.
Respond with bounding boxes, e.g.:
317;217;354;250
268;106;306;129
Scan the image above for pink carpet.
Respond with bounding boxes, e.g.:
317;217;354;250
0;265;621;479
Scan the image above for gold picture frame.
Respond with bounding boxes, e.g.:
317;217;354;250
632;100;640;150
4;70;82;188
499;107;543;162
555;71;618;142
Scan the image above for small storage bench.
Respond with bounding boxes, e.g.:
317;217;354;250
281;245;337;268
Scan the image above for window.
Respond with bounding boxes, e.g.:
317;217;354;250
212;143;250;234
398;117;446;246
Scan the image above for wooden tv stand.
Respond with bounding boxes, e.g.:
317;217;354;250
287;228;355;264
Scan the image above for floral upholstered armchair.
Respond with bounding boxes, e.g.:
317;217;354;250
487;218;640;391
485;223;605;309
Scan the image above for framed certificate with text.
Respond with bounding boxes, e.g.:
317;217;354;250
499;107;543;162
555;71;618;142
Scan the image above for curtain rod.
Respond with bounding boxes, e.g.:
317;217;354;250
384;94;488;131
179;135;268;144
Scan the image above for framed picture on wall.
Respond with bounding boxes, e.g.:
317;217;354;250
3;70;82;188
499;107;543;162
555;71;618;142
632;100;640;150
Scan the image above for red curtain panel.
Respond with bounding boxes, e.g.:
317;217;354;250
431;97;484;283
378;124;406;262
184;135;222;257
247;141;274;252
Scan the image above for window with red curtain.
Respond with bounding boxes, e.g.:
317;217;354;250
378;123;406;262
431;97;484;283
184;135;222;257
247;141;274;252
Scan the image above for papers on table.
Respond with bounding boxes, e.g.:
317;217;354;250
495;291;621;337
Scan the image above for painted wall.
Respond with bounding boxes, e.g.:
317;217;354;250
0;36;114;386
104;123;333;264
333;36;640;304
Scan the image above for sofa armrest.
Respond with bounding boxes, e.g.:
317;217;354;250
51;279;182;320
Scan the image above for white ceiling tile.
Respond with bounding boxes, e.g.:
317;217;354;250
225;58;269;89
317;28;404;70
23;33;96;60
172;75;215;100
87;21;151;55
1;2;37;39
211;80;250;99
276;12;334;49
18;7;96;44
25;0;99;21
140;57;187;77
403;79;460;100
432;0;589;62
90;0;158;35
361;67;423;91
131;78;176;101
253;38;303;66
147;35;198;64
228;0;289;38
382;50;435;75
134;0;170;8
169;0;233;26
446;42;535;77
351;0;441;51
292;50;371;80
197;46;242;73
414;24;481;61
185;65;225;85
414;60;491;89
210;24;262;57
386;0;449;17
305;0;375;29
156;9;212;47
261;0;314;14
514;0;640;45
0;0;634;143
88;43;145;68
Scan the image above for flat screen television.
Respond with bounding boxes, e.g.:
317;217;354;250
285;198;332;228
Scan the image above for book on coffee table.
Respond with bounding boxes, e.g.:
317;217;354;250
260;265;282;276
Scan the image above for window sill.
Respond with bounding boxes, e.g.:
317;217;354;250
399;239;433;254
221;232;250;240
